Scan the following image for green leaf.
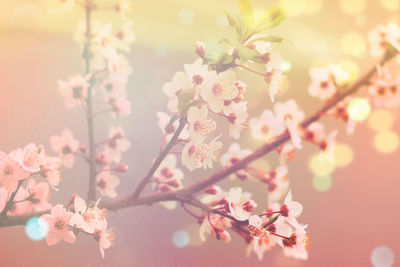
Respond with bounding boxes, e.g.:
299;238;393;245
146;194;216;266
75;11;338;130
223;9;244;39
238;0;254;30
250;35;284;44
177;89;196;113
236;44;260;61
254;4;287;32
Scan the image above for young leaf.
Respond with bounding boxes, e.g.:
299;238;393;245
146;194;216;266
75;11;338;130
254;4;287;32
238;0;254;31
177;89;196;113
223;9;244;39
250;35;284;44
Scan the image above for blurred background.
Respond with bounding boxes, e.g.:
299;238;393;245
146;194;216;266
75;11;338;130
0;0;399;266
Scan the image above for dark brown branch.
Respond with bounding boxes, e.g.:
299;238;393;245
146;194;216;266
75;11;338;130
0;180;24;218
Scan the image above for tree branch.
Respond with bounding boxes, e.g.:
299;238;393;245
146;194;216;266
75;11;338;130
130;115;188;199
0;180;24;218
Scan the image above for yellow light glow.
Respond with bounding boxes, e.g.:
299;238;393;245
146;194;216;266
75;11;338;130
374;130;400;153
339;60;360;83
340;32;367;58
284;0;322;17
216;15;228;29
355;15;366;25
333;144;354;167
347;98;371;122
309;152;335;176
178;9;195;25
368;109;394;131
381;0;399;11
312;175;332;192
340;0;366;15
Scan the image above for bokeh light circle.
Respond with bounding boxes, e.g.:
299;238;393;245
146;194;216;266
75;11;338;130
368;109;394;131
340;0;366;15
346;98;371;122
371;246;395;267
340;32;367;58
309;152;335;176
178;9;195;25
333;143;354;167
172;230;190;248
374;130;399;153
381;0;399;11
25;217;48;241
312;175;332;192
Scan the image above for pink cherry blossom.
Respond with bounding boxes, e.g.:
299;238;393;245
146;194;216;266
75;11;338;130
103;126;131;163
199;214;231;243
58;74;90;109
187;105;216;144
249;110;285;142
156;112;189;142
201;70;238;113
96;172;120;198
98;223;115;258
50;128;79;169
226;102;248;140
40;156;62;188
41;204;75;245
283;224;309;260
308;65;348;101
368;23;400;57
227;187;257;221
107;95;132;118
281;191;303;228
220;143;252;180
274;100;305;149
163;72;193;113
70;196;107;234
0;151;30;192
184;58;209;87
10;143;46;173
181;136;222;171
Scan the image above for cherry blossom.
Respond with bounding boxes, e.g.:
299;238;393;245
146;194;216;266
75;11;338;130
184;59;209;87
187;105;216;144
226;101;248;140
281;191;303;228
368;66;400;108
227;187;257;221
157;112;189;142
163;72;193;113
41;204;75;246
181;136;222;171
308;65;349;101
0;151;29;192
199;213;231;243
70;196;107;234
283;224;309;260
249;110;284;142
49;128;79;169
201;70;238;113
368;23;400;58
98;225;115;258
58;74;90;109
107;95;132;118
103;126;131;163
96;172;120;198
220;143;252;180
40;156;62;188
274;100;305;149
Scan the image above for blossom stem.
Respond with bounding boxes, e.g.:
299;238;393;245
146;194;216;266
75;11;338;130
235;63;267;78
181;202;203;220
